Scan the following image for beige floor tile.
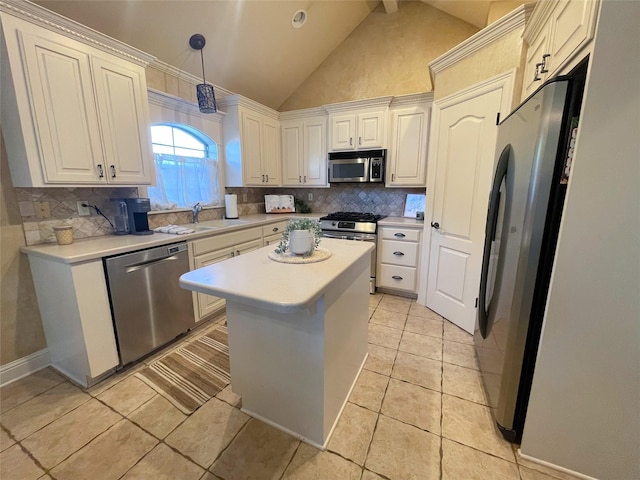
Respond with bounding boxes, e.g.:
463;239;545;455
408;303;442;320
364;344;397;376
517;454;585;480
368;323;402;350
128;395;186;439
442;363;488;405
442;438;520;479
327;402;377;466
0;382;90;441
444;321;474;345
349;370;389;412
399;331;443;361
282;442;362;479
86;368;134;397
21;398;121;469
368;306;375;319
378;296;412;314
97;375;157;416
50;419;158;480
405;315;443;338
442;394;514;462
165;397;249;468
362;470;386;480
0;368;65;415
443;340;479;370
365;415;441;480
121;443;205;480
368;293;383;308
391;351;442;392
381;379;441;435
369;309;407;330
215;385;242;408
210;418;299;480
0;444;45;480
1;427;15;452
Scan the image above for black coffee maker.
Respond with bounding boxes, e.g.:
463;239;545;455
124;198;153;235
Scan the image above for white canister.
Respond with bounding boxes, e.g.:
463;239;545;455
289;230;314;255
225;194;238;219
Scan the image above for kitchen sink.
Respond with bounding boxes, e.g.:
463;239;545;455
192;225;221;231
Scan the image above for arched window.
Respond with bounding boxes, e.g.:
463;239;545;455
147;124;221;210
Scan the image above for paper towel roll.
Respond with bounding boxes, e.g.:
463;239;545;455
225;194;238;219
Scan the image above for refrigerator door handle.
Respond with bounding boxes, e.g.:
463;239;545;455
478;145;511;338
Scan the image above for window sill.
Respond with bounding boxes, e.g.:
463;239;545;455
148;205;224;215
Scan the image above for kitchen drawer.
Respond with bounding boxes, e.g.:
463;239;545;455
264;233;283;246
191;227;262;256
380;240;419;267
379;226;420;242
262;221;289;237
378;264;417;292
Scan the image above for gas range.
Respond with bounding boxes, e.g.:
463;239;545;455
319;211;386;235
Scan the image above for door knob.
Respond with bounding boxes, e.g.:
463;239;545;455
431;222;440;230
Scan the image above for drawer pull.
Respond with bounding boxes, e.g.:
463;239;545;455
394;233;406;238
272;227;279;232
110;165;116;178
392;275;403;280
393;251;404;256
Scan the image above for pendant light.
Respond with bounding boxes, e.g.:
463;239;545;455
189;34;217;113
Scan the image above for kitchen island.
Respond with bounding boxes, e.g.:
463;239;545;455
179;237;373;448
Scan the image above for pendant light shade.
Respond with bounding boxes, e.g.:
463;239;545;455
189;34;217;114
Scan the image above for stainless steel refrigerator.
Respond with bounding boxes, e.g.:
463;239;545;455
474;60;587;443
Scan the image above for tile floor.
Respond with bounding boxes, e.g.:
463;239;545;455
0;293;582;480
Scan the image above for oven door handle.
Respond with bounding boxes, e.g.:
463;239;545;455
322;232;349;239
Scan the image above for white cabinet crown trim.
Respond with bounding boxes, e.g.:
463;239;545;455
219;94;279;120
522;0;560;42
149;58;234;100
148;88;226;121
279;106;327;120
0;0;155;66
324;96;393;113
428;3;534;81
389;92;434;107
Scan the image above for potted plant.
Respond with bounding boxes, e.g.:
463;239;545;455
275;218;322;257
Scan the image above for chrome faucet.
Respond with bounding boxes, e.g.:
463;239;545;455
192;202;203;223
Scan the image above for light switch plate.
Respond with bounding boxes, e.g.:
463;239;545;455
77;201;91;216
307;193;313;201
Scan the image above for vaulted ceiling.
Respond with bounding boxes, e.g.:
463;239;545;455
33;1;499;109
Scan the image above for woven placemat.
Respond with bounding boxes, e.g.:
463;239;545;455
268;247;332;264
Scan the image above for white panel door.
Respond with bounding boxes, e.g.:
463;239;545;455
330;114;356;151
241;111;263;185
281;122;303;186
426;88;503;333
262;120;280;185
357;111;385;149
303;118;327;186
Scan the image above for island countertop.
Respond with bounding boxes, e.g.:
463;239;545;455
179;237;373;313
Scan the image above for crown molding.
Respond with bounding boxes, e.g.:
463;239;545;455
218;94;280;120
148;59;234;99
323;96;393;113
0;0;155;66
279;106;328;121
523;0;557;43
389;92;434;107
428;3;535;82
147;89;226;121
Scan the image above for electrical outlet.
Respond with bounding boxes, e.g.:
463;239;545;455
307;193;313;201
34;201;51;219
77;201;91;216
242;193;248;202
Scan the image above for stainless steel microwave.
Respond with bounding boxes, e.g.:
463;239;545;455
328;149;385;183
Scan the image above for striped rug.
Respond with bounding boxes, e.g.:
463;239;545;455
136;323;231;414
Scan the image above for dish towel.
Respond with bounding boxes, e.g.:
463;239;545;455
154;225;195;235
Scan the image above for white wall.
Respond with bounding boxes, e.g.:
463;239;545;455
521;2;640;479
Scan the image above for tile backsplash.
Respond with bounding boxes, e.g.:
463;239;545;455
17;184;426;245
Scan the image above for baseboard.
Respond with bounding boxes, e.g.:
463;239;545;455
517;449;599;480
0;349;51;387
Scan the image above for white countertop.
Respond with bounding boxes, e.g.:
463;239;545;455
21;214;324;264
179;238;373;313
378;216;426;227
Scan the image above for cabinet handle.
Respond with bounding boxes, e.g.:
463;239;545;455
265;174;269;182
392;275;403;280
236;250;241;256
350;137;353;146
394;233;405;238
393;251;405;256
303;175;306;183
431;222;440;230
231;251;235;257
534;63;543;81
299;175;302;183
540;53;550;74
97;164;104;178
359;136;362;145
110;165;116;178
391;173;395;182
272;227;279;232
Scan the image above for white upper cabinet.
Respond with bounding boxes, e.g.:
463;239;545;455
0;6;155;187
281;110;327;187
522;0;599;99
386;94;433;187
325;98;391;152
222;95;281;187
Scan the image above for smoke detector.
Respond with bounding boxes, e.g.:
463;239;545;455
291;9;307;29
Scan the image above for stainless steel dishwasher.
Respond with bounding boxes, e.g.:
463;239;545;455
104;242;195;366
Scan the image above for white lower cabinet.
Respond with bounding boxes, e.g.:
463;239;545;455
377;224;423;296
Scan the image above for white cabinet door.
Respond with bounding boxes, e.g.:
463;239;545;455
330;114;356;151
522;24;551;99
281;122;303;186
357;111;385;149
262;119;280;185
194;247;234;321
92;56;153;184
303;118;327;186
387;106;428;187
17;30;105;184
241;111;264;185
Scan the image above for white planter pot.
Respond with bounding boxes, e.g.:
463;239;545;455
289;230;314;255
